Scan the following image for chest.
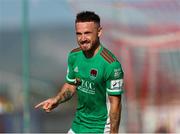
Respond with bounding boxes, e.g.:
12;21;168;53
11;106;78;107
72;59;104;83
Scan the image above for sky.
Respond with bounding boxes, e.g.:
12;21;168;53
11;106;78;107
0;0;74;29
1;0;180;30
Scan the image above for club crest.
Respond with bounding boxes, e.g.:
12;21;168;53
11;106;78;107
90;69;98;80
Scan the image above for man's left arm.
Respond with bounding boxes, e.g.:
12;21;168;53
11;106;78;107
105;61;124;133
109;95;122;133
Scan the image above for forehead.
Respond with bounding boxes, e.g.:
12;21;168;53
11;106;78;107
75;22;98;30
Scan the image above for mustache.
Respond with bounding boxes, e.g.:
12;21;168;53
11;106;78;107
80;40;90;44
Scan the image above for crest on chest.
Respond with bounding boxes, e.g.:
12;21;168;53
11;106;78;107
90;69;98;80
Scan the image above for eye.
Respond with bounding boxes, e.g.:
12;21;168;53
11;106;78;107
76;32;81;35
84;32;91;35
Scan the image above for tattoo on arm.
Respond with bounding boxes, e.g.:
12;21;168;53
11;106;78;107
58;90;73;104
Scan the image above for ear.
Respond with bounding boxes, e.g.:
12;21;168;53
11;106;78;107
98;27;102;37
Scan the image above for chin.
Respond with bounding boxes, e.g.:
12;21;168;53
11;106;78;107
81;48;90;52
80;46;91;51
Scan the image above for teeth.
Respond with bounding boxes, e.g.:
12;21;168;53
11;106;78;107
82;43;88;45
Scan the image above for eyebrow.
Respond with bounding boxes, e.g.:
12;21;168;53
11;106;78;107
76;31;92;35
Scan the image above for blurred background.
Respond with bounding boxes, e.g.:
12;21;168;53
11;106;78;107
0;0;180;133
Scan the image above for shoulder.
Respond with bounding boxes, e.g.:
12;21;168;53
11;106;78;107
100;47;117;64
67;47;82;64
100;47;123;72
68;47;82;58
70;47;82;53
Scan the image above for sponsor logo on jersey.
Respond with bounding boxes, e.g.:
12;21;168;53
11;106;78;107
78;79;95;94
114;68;121;78
111;79;123;90
90;69;98;80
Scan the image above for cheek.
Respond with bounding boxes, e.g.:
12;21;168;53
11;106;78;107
92;36;98;42
76;37;81;42
88;35;95;40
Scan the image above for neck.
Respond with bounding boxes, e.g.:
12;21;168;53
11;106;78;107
84;43;101;58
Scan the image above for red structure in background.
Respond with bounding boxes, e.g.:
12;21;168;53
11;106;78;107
104;24;180;132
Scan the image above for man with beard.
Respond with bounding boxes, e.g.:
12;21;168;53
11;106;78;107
35;11;124;134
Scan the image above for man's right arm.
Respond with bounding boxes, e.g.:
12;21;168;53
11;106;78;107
55;82;76;104
35;82;76;112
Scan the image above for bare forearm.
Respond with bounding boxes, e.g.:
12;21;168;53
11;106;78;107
110;106;121;133
109;95;122;133
56;90;73;104
55;83;76;104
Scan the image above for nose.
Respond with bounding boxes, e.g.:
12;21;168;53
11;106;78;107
80;34;86;41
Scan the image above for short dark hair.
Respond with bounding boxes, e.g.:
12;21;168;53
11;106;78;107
75;11;100;26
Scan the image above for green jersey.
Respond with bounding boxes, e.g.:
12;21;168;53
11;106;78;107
66;45;124;133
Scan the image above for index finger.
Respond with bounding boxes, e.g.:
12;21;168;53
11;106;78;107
34;101;45;109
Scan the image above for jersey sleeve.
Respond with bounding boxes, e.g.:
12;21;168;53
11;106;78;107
105;61;124;95
65;53;76;84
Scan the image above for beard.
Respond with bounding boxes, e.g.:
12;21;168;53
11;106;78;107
79;39;99;52
79;40;91;51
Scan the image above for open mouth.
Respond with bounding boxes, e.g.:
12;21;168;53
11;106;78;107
81;43;89;46
80;40;90;45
